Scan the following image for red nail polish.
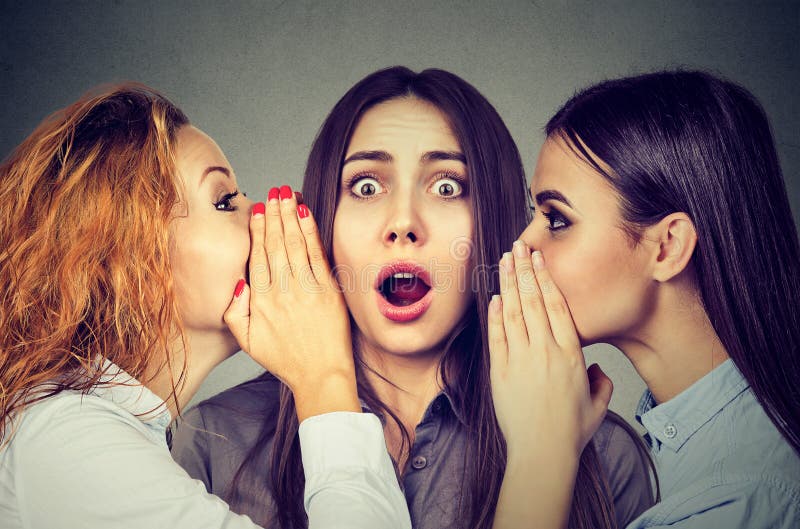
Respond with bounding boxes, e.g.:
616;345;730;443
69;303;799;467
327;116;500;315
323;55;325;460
234;279;246;298
252;202;265;216
268;187;280;201
279;185;292;200
298;204;310;219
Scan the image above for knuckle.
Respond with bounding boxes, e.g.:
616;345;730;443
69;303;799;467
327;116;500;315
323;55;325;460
284;235;305;251
265;234;284;254
504;307;524;324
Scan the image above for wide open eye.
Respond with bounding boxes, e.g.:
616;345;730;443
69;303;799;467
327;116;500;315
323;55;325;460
430;174;465;199
350;176;384;199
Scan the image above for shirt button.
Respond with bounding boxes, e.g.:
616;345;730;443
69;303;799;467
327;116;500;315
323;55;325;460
664;423;678;439
411;455;428;470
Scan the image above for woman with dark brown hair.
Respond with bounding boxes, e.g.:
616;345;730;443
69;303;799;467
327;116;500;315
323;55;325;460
491;71;800;529
171;66;655;529
0;83;411;529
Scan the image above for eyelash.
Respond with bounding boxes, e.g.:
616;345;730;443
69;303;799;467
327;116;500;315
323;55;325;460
343;171;468;200
214;190;240;211
541;208;570;232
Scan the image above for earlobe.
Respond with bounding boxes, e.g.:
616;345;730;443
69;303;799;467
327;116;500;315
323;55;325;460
651;213;698;282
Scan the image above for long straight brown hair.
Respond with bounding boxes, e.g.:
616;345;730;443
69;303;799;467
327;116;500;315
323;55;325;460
229;67;643;528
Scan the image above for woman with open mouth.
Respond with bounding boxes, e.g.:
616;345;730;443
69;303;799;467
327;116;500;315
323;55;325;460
171;67;655;529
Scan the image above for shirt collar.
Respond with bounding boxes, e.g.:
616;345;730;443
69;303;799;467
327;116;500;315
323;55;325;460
88;359;172;432
358;389;467;426
636;359;749;452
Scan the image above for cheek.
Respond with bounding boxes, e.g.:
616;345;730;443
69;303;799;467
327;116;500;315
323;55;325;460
542;235;637;339
170;224;250;329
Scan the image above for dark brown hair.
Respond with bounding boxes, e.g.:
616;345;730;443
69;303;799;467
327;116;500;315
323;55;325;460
546;70;800;455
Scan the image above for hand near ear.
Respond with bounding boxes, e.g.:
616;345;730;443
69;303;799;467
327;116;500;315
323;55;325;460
224;187;360;423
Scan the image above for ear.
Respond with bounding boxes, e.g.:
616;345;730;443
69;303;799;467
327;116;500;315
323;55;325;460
646;212;697;282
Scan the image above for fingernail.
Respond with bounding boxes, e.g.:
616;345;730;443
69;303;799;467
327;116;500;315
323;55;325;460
234;279;246;298
500;252;513;272
490;294;502;313
252;202;265;216
297;204;310;219
268;187;280;201
512;240;528;258
279;185;293;200
532;250;544;269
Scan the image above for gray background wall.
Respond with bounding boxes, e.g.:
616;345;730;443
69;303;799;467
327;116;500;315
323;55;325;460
2;1;798;427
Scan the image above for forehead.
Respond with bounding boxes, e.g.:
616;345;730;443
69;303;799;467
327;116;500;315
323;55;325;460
174;126;232;180
346;97;461;155
531;137;618;207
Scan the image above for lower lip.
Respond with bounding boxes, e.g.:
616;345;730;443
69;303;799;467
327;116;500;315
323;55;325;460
375;288;433;323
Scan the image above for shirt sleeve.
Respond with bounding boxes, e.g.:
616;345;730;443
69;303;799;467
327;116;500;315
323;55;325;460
170;405;214;492
299;412;412;529
598;420;657;528
14;396;263;529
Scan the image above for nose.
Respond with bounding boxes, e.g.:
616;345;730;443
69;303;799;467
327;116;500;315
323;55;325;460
382;192;425;248
517;214;542;250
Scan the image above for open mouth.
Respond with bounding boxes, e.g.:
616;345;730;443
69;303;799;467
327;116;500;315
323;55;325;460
374;262;434;322
378;272;431;306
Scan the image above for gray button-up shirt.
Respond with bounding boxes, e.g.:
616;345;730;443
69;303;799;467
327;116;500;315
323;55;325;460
171;375;654;528
626;359;800;528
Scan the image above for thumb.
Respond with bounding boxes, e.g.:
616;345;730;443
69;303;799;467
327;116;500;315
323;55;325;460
587;363;613;420
223;278;250;352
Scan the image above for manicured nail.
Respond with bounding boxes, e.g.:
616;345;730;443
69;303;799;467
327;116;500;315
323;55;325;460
490;294;502;313
532;250;544;270
297;204;310;219
512;240;528;258
501;252;513;272
268;187;280;201
279;185;293;200
252;202;265;216
234;279;246;297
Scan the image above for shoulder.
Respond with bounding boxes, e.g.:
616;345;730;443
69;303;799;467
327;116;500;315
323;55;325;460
171;373;283;460
631;477;800;529
593;413;656;527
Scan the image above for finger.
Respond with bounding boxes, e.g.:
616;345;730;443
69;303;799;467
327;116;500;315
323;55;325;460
587;363;613;426
248;202;269;292
487;294;509;387
499;251;529;349
297;203;335;288
223;279;250;353
279;185;316;286
511;240;550;347
265;187;291;288
531;250;581;352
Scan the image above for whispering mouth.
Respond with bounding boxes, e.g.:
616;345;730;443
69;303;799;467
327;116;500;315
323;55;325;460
378;272;432;307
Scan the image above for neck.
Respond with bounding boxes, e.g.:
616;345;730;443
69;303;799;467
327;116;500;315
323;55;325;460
143;328;237;418
358;338;445;430
612;277;729;404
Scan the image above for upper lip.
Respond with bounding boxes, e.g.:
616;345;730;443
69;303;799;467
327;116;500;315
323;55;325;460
374;260;433;290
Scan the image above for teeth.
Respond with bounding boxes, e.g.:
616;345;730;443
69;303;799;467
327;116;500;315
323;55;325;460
392;272;415;279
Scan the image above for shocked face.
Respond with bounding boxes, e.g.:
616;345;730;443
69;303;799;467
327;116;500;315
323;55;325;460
332;97;476;360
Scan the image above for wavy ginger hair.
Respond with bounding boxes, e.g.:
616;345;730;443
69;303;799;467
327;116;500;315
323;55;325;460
0;83;189;443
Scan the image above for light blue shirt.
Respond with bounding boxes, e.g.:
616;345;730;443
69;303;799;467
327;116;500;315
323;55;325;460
627;359;800;528
0;361;411;529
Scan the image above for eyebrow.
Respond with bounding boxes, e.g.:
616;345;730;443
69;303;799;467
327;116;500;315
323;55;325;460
198;166;231;187
534;189;573;209
342;150;466;166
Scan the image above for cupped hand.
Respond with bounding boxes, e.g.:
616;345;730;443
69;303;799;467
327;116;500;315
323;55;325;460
223;186;359;421
488;240;613;458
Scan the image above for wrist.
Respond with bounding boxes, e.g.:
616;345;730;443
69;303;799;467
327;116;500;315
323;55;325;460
292;370;361;422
